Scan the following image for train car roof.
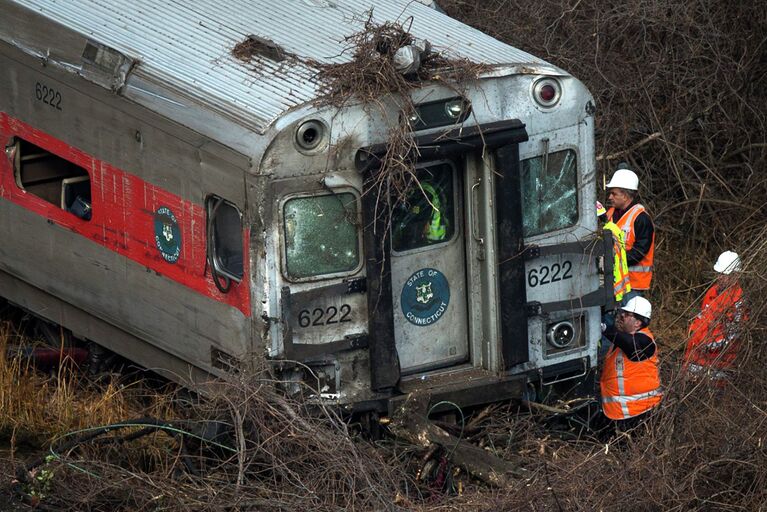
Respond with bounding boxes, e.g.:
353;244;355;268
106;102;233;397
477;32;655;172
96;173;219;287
1;0;559;137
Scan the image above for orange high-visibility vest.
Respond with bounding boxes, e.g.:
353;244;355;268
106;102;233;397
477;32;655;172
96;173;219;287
607;204;655;290
684;283;745;375
600;327;662;420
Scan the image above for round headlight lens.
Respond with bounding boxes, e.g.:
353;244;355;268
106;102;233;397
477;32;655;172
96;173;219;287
445;99;465;119
295;120;326;151
547;321;575;348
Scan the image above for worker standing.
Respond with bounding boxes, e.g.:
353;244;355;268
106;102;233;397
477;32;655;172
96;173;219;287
605;163;655;295
600;296;662;431
683;251;747;383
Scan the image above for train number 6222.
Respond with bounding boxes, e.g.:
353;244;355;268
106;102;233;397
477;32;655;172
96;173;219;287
297;304;352;328
35;81;63;111
527;261;573;288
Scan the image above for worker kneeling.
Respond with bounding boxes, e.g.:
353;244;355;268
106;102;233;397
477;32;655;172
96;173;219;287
600;296;662;431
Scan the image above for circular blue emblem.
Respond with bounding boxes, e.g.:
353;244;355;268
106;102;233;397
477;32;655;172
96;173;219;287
154;206;181;263
401;268;450;327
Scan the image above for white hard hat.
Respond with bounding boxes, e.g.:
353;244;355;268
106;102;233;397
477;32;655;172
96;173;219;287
606;168;639;191
713;250;741;274
621;296;652;320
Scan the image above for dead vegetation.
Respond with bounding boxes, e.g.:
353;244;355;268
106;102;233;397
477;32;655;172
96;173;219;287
310;14;489;108
6;366;411;511
3;2;767;510
3;251;767;511
441;0;767;276
0;314;174;450
310;11;490;228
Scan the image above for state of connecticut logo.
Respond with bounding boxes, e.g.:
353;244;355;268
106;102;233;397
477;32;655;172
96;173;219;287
401;268;450;326
154;206;181;263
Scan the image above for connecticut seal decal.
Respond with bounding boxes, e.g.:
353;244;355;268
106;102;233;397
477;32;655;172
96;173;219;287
401;268;450;326
154;206;181;263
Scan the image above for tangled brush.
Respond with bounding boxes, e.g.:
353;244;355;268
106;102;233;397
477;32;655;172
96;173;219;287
311;12;489;216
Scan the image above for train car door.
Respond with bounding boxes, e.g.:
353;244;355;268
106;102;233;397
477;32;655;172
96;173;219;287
389;160;469;373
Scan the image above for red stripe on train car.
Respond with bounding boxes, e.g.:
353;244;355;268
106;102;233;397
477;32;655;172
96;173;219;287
0;113;251;317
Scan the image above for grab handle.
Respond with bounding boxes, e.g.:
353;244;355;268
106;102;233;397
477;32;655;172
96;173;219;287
471;177;485;260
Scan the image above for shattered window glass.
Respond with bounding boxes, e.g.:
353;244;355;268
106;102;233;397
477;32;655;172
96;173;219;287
283;193;359;279
521;149;578;236
391;163;455;252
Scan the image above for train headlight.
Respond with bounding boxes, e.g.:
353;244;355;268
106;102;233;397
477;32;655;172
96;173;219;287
444;99;465;119
532;77;562;108
407;97;471;131
295;119;327;152
547;321;575;349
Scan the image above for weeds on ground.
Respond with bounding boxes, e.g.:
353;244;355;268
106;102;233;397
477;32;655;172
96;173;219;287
11;367;412;511
0;319;174;454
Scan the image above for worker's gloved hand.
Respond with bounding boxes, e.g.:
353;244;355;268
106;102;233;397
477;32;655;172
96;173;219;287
600;322;607;333
596;201;607;217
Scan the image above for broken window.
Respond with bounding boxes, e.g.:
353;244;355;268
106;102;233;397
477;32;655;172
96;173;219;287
520;149;578;236
6;137;92;220
391;162;455;252
283;193;360;280
206;196;244;283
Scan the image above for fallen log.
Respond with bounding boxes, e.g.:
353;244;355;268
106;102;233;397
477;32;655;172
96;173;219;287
389;391;527;487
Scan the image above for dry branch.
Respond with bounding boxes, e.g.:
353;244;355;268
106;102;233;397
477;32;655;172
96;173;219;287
389;391;527;487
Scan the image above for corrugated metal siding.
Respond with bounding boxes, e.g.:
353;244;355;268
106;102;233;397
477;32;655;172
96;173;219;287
9;0;551;133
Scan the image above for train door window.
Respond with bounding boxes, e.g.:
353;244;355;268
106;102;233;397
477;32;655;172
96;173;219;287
520;149;577;236
7;137;92;220
206;196;244;281
282;193;360;280
391;162;455;252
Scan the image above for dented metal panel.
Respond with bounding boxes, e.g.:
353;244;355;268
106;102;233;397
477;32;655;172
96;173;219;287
1;0;552;138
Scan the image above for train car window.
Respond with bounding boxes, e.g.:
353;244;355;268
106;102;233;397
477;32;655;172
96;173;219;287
391;162;455;252
8;137;92;220
206;196;244;282
520;149;578;236
283;193;359;279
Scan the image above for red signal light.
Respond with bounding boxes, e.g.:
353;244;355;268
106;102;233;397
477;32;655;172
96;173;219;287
539;84;556;102
532;77;562;108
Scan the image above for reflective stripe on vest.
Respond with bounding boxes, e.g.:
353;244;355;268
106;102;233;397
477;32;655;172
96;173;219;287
600;327;662;420
686;362;730;381
607;204;655;290
421;182;446;241
602;388;662;404
614;275;631;297
615;350;629;417
604;221;631;302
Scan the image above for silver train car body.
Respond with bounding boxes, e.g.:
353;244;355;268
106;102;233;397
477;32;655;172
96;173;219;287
0;0;611;411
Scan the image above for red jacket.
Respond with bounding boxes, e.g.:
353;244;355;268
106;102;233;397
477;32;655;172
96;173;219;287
684;283;746;373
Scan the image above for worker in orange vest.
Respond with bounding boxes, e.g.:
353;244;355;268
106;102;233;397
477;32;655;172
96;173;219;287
683;251;747;383
600;296;662;431
605;163;655;294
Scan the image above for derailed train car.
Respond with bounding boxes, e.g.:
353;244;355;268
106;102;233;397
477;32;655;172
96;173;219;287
0;0;613;413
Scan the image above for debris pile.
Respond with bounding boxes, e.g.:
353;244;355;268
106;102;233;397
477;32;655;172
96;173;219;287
311;13;488;108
